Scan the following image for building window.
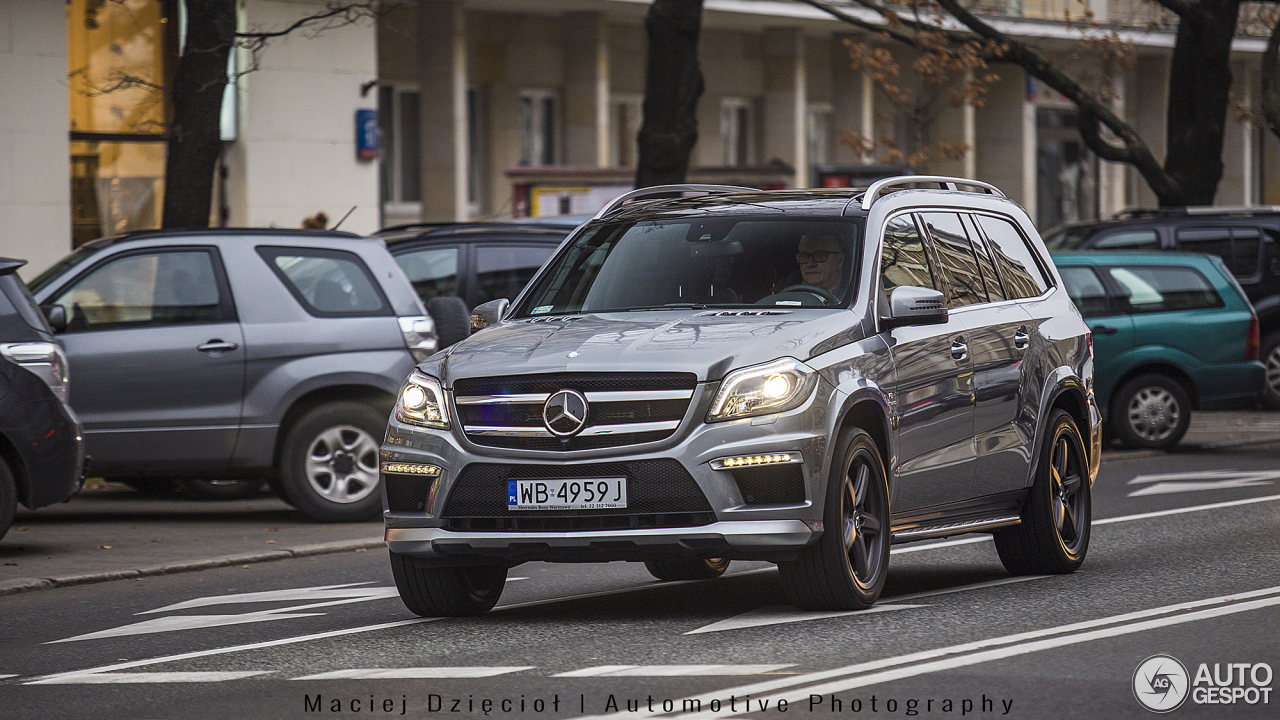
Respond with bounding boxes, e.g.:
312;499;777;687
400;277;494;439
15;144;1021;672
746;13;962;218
808;102;833;167
721;97;755;167
378;84;421;212
611;94;643;167
520;89;559;166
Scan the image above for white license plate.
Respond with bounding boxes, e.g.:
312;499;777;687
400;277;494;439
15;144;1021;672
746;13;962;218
507;478;627;510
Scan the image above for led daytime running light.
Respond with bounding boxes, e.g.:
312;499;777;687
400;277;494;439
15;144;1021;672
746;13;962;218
381;462;442;476
718;453;793;468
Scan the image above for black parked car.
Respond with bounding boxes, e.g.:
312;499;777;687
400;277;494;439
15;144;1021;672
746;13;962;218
0;258;84;540
375;222;577;346
1044;206;1280;407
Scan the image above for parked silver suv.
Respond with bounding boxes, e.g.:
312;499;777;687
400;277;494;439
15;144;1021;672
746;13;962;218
382;177;1101;614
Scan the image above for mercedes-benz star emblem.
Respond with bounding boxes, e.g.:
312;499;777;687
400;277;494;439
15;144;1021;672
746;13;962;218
543;389;589;437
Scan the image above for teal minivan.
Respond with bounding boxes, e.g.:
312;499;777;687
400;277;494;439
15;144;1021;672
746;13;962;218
1052;252;1264;449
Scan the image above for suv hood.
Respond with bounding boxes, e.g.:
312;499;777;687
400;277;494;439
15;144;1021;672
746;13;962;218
438;309;862;383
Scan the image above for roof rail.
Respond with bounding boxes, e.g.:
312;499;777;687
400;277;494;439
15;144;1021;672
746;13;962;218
1111;205;1280;220
860;175;1005;211
593;184;758;219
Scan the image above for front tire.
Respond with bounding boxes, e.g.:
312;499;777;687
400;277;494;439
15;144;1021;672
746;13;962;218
777;427;890;610
1111;373;1191;449
0;457;15;542
643;558;729;581
390;550;507;616
278;402;386;522
994;409;1091;575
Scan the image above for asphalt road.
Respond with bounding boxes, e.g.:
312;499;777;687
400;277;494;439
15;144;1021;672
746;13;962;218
2;443;1279;720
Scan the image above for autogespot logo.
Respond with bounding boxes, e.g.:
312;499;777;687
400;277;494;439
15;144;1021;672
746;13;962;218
1134;655;1190;713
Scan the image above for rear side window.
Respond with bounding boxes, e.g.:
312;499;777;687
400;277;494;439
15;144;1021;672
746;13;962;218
1;274;52;333
1059;267;1109;318
258;246;389;317
1177;227;1263;279
394;246;459;302
880;214;936;293
1093;229;1160;250
1106;265;1224;314
975;215;1051;299
473;244;556;306
920;212;986;308
51;249;228;332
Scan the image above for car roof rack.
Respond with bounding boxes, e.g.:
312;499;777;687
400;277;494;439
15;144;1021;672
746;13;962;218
1111;205;1280;220
859;175;1005;211
593;184;758;219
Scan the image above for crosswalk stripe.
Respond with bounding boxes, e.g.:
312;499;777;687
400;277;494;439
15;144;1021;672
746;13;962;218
26;672;271;684
554;665;794;677
294;667;534;680
0;674;16;680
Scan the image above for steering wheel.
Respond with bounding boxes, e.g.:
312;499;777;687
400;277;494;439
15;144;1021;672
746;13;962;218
777;284;839;305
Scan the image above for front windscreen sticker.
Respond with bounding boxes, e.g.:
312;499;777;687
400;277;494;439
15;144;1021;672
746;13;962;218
776;300;802;306
532;305;554;314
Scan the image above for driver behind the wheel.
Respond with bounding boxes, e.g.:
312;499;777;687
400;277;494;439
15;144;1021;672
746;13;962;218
796;234;847;297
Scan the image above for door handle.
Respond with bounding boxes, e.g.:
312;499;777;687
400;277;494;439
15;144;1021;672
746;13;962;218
1014;330;1030;350
1093;325;1119;335
951;339;969;362
197;340;239;353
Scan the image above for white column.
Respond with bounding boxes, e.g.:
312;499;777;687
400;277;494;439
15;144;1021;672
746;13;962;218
451;2;468;221
596;16;610;168
861;70;874;163
1109;69;1127;214
1022;71;1037;225
1243;64;1255;205
963;70;976;179
794;33;808;188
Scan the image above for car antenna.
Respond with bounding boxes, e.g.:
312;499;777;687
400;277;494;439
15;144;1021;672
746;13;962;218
331;205;357;230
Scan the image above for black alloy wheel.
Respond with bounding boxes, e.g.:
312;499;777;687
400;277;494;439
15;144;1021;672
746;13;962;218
995;408;1092;575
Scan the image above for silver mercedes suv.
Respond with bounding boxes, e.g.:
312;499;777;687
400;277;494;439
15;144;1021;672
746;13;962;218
381;177;1101;615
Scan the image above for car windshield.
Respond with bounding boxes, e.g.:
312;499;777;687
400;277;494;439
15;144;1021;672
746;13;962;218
512;218;861;316
25;244;103;294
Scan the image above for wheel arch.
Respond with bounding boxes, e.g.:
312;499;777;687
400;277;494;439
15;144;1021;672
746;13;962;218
1028;373;1093;490
272;384;396;470
1107;362;1199;413
0;431;29;508
831;387;894;496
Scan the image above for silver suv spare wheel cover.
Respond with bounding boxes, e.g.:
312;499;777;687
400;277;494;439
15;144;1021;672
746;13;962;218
305;425;380;504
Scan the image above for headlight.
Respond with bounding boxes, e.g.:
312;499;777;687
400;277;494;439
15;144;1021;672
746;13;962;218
394;372;449;429
707;358;818;422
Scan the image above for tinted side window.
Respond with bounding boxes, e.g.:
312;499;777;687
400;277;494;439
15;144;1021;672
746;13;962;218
53;250;224;332
258;247;388;317
1175;227;1232;266
961;214;1005;302
1059;267;1109;318
1106;266;1224;314
0;274;52;333
394;246;459;302
880;214;936;293
473;244;556;306
975;215;1050;299
921;212;985;308
1093;229;1159;250
1231;228;1261;277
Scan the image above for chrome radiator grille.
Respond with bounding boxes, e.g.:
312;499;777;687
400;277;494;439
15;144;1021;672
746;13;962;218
452;372;698;451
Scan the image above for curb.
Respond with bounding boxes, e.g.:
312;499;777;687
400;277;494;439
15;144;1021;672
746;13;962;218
0;538;385;597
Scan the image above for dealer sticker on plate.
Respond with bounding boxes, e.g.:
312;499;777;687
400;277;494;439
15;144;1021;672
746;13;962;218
507;478;627;510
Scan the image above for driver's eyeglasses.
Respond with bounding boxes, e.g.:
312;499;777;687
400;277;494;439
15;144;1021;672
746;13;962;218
796;251;842;264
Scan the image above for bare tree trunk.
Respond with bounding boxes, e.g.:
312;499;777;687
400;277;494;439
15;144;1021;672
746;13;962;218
162;0;235;228
635;0;705;189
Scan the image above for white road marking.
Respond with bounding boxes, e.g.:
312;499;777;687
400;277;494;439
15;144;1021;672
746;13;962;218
572;584;1280;720
1128;478;1274;497
27;672;271;684
52;589;399;643
686;604;924;635
1095;492;1280;524
891;536;991;554
25;618;437;684
294;667;533;680
0;674;16;679
140;583;393;614
555;665;795;677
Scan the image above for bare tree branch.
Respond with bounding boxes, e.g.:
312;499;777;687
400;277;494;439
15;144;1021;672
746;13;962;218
1263;16;1280;140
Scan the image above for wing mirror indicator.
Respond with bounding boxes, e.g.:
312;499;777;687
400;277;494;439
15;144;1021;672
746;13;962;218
471;298;509;334
883;286;948;330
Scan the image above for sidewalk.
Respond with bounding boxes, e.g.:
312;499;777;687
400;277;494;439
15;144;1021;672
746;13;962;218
3;411;1277;598
0;483;383;595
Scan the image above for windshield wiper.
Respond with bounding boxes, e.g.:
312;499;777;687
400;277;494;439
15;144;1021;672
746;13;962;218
620;303;708;311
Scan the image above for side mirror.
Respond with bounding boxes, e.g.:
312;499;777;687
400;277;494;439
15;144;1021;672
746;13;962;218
41;305;67;333
471;298;509;334
883;286;948;330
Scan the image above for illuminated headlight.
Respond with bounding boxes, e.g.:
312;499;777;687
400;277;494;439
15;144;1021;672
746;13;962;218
711;453;798;469
381;462;442;476
706;358;818;422
394;372;449;429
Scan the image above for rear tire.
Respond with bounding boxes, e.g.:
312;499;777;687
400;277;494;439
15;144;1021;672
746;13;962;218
0;457;16;542
178;479;265;501
643;558;729;581
389;550;507;616
994;409;1091;575
1111;373;1191;449
777;427;890;610
278;402;386;522
427;296;472;349
1262;333;1280;410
